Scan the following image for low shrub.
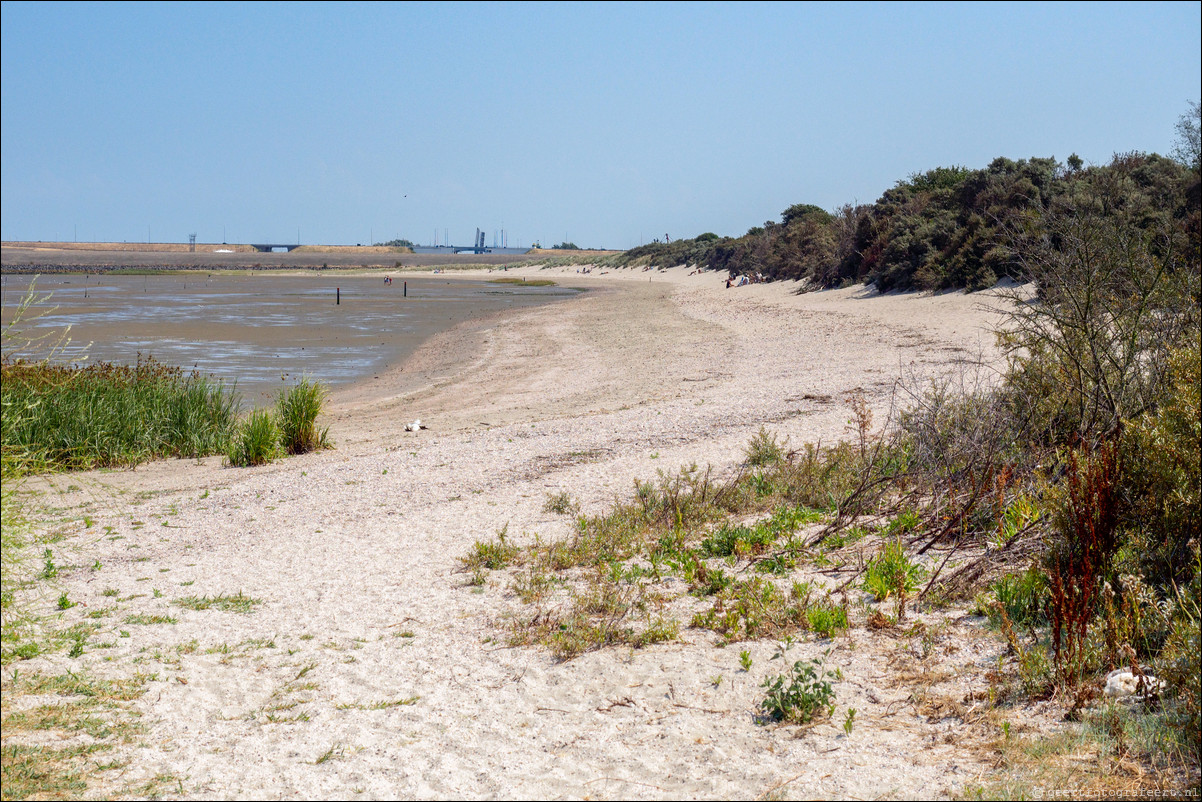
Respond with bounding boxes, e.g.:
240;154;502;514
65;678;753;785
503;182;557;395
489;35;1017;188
985;566;1047;629
759;640;839;724
863;539;926;602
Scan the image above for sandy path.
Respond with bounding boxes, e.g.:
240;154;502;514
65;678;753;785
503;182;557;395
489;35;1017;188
5;266;1024;799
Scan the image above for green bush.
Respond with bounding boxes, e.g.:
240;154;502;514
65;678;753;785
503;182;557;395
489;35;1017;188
744;426;784;467
806;597;849;638
863;539;926;602
984;567;1047;629
759;641;839;724
1120;344;1200;590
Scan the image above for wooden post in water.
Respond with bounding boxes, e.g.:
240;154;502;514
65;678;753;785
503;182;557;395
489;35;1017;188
403;281;407;298
337;287;340;305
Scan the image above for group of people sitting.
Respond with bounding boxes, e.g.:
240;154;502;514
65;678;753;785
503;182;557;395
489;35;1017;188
725;272;765;288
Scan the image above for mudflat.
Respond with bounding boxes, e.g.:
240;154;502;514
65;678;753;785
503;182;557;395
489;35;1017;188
1;272;576;403
5;263;1055;799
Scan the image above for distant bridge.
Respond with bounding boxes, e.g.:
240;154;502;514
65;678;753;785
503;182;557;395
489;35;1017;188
249;243;303;253
452;228;491;254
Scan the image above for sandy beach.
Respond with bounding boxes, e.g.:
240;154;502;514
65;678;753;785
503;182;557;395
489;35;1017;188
3;264;1054;799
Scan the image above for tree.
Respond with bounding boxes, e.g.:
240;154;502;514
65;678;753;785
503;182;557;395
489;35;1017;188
781;203;831;227
1172;100;1201;173
998;174;1199;446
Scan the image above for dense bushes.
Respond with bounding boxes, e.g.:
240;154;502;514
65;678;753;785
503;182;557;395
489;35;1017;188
627;152;1196;293
611;104;1199;294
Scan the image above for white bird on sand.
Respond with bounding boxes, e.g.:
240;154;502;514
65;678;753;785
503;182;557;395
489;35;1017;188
404;419;427;432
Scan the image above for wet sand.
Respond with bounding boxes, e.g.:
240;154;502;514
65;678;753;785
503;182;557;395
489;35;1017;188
1;272;576;403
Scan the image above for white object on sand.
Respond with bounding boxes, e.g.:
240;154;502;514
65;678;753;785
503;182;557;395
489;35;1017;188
404;419;426;432
1103;668;1164;698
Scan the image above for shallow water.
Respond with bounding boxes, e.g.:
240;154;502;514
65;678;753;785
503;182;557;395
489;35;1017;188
1;273;574;403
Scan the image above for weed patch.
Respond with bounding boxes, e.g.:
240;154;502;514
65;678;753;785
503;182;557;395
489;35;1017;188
173;591;262;613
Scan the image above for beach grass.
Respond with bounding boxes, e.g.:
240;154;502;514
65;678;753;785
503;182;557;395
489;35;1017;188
276;377;331;455
0;357;241;472
488;277;557;287
226;408;282;467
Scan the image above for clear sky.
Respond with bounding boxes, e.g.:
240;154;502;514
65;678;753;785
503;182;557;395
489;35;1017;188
2;1;1199;249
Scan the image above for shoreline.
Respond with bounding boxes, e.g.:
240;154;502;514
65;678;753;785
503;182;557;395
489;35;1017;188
1;270;584;404
3;265;1031;799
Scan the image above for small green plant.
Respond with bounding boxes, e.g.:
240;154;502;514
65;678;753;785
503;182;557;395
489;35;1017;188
56;592;75;610
276;377;331;455
759;640;839;724
227;408;282;467
806;597;849;638
843;707;857;735
863;538;926;620
462;525;520;576
173;592;261;613
739;650;753;671
123;614;177;625
982;567;1047;629
745;426;785;467
40;548;57;579
313;744;344;765
543;491;577;516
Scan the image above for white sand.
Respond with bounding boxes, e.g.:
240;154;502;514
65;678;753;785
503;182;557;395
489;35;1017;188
5;266;1049;799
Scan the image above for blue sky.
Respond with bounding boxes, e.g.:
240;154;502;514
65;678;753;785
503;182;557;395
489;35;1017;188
2;1;1199;249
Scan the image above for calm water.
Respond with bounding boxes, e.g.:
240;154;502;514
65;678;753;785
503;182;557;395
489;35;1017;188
1;273;575;402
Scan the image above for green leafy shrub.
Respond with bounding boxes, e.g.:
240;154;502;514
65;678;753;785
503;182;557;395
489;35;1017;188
863;539;926;602
759;641;839;724
984;567;1047;629
806;597;849;638
744;426;784;467
1158;548;1200;763
1120;343;1200;590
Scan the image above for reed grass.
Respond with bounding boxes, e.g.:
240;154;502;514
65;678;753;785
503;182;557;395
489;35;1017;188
0;357;240;471
276;377;330;455
226;409;282;467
